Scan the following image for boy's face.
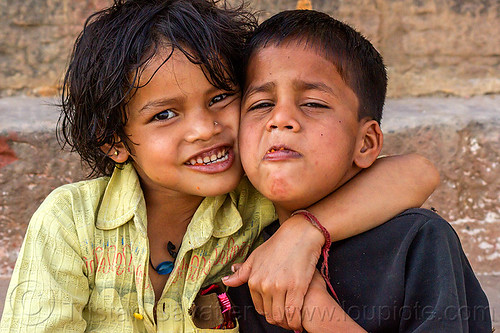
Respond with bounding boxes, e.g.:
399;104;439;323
118;49;242;198
240;43;364;214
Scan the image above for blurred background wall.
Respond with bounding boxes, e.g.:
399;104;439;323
1;0;499;98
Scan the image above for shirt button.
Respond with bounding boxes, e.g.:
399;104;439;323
133;312;143;320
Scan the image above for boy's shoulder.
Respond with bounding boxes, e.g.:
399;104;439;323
385;207;458;240
335;208;461;257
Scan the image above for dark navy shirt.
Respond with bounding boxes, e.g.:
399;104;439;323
229;208;492;332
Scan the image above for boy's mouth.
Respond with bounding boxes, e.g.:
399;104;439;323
264;145;301;160
185;147;230;166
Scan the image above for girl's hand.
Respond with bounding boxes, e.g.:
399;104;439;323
223;214;324;331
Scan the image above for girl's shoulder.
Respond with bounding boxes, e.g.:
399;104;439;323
42;176;111;210
29;176;111;233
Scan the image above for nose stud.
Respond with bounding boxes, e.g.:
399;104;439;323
214;121;219;126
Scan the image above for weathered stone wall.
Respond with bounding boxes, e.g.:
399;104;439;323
1;0;499;98
0;0;109;97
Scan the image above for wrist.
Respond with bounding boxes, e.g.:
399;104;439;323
285;213;326;249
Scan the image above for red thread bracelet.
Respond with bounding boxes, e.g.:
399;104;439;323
291;209;339;302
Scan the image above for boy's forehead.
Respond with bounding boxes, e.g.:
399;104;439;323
244;43;338;90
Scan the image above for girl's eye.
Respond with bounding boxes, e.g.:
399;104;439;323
209;93;233;106
248;102;274;111
153;110;176;121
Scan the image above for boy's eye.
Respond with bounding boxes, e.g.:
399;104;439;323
248;102;274;111
209;93;233;106
153;109;176;121
303;102;328;108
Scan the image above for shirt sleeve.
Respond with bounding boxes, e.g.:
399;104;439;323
0;188;90;332
400;217;492;333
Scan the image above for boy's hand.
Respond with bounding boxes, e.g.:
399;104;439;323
301;271;366;332
301;271;366;333
222;214;324;331
301;270;336;332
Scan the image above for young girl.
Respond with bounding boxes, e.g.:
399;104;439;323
0;1;438;332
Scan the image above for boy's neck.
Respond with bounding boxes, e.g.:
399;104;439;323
275;205;293;225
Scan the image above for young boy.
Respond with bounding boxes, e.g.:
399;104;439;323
226;9;492;332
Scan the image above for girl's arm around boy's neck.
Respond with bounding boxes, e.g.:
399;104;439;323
223;153;440;331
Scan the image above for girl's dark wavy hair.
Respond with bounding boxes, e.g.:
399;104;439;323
58;0;257;177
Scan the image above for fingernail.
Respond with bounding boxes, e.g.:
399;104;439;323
222;276;229;282
231;265;237;273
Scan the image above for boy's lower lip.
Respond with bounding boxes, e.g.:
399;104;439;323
185;149;235;174
263;149;302;161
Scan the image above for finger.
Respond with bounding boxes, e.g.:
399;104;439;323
271;289;291;329
285;287;305;331
222;262;251;287
248;281;264;316
231;263;243;273
262;291;277;325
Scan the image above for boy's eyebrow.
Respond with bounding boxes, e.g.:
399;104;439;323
244;82;276;98
293;80;337;97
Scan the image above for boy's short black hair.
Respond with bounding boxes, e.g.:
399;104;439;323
243;10;387;124
58;0;256;177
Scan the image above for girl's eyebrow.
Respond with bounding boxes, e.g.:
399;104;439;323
138;97;180;114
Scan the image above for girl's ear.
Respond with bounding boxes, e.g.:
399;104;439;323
100;139;130;164
354;120;383;169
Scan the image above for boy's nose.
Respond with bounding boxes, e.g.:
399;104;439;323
265;104;300;132
185;110;222;142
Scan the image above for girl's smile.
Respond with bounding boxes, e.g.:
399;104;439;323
184;145;236;174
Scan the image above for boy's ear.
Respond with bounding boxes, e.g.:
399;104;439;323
100;139;130;164
353;120;383;169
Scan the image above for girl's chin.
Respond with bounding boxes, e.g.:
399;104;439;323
195;171;243;196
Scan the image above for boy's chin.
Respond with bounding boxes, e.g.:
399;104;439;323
260;187;310;212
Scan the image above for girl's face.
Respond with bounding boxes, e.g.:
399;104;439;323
118;49;242;198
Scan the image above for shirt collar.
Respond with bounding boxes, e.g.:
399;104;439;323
96;163;243;242
96;163;147;234
183;191;243;250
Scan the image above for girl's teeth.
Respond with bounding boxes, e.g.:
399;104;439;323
188;149;229;165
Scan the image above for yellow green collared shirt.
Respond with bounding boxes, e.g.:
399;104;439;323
1;163;275;332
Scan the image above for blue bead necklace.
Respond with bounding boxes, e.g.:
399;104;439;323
149;241;179;275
